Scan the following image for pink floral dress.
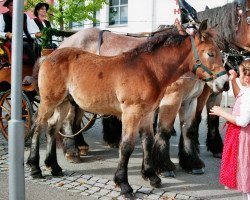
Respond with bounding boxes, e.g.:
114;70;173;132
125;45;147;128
220;90;250;193
220;93;241;189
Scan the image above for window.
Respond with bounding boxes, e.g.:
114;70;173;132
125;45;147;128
93;10;100;27
109;0;128;25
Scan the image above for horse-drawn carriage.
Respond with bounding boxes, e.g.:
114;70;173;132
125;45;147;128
0;33;97;142
0;39;37;141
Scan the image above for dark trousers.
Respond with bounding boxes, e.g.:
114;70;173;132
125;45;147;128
23;40;37;65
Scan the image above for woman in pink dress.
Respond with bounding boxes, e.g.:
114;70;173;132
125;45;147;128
210;60;250;199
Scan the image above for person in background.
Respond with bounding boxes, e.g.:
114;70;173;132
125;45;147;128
32;2;57;56
210;60;250;200
0;0;40;65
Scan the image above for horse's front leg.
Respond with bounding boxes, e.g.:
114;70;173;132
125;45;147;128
206;92;223;158
194;84;211;150
139;112;161;187
152;93;181;177
45;101;72;176
178;99;205;174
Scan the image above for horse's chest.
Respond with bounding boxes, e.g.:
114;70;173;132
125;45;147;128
183;81;205;101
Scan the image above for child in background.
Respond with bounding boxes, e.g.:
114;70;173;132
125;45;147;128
210;60;250;200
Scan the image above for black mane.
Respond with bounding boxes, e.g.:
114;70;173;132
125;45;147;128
198;2;238;47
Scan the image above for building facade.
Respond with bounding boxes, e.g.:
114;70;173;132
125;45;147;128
72;0;234;33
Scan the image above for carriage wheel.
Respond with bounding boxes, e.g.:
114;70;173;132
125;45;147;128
81;112;97;133
0;90;33;141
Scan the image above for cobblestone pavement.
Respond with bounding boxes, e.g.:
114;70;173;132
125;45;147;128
0;146;202;200
0;95;241;200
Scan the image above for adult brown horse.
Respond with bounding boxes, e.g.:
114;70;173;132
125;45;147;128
195;0;250;158
27;21;228;197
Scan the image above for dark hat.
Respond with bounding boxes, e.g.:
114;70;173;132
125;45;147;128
3;0;13;7
34;2;49;17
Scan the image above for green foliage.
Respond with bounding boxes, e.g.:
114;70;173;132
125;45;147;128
40;27;75;48
25;0;107;30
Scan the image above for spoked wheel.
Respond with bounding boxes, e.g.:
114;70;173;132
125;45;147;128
0;90;33;141
81;111;97;133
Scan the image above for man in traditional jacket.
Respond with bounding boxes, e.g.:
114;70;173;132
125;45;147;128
0;0;41;65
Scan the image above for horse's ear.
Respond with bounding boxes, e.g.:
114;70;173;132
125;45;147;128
198;19;208;33
197;19;208;42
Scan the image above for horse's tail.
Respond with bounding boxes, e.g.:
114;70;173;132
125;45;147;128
32;56;46;93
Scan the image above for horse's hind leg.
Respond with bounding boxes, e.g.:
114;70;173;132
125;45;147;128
27;102;55;178
73;107;90;156
139;112;161;187
178;99;205;174
26;122;43;178
62;105;81;163
206;92;223;158
45;101;73;176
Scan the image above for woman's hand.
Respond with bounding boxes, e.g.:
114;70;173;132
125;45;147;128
209;106;224;116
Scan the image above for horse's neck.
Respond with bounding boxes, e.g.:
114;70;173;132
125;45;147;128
142;38;192;87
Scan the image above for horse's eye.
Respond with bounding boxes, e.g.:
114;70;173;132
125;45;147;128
207;52;214;57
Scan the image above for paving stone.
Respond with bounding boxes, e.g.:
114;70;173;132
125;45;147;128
147;194;161;199
86;180;96;185
74;185;88;191
95;182;105;188
62;184;74;189
97;178;109;184
162;191;177;199
67;189;82;193
152;188;165;196
80;191;90;196
176;194;190;199
135;192;147;199
90;176;100;181
84;189;97;194
70;181;81;187
76;177;88;183
98;188;111;195
104;184;116;190
99;196;111;200
81;174;93;180
107;190;120;198
137;187;152;194
89;186;101;192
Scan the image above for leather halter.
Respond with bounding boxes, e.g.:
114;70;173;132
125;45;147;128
190;36;227;82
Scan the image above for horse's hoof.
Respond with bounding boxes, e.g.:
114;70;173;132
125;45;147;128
51;170;64;177
123;192;135;199
160;171;176;178
213;153;222;158
149;175;162;188
65;153;81;163
78;146;89;156
191;168;205;175
30;171;43;179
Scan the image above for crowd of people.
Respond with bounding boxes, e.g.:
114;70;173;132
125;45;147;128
0;0;51;64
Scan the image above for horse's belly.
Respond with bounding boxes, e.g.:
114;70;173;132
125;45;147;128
69;85;121;115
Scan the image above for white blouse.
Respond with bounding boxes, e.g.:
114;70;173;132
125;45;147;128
236;87;250;127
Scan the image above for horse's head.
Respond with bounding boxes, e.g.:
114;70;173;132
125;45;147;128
190;20;229;93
